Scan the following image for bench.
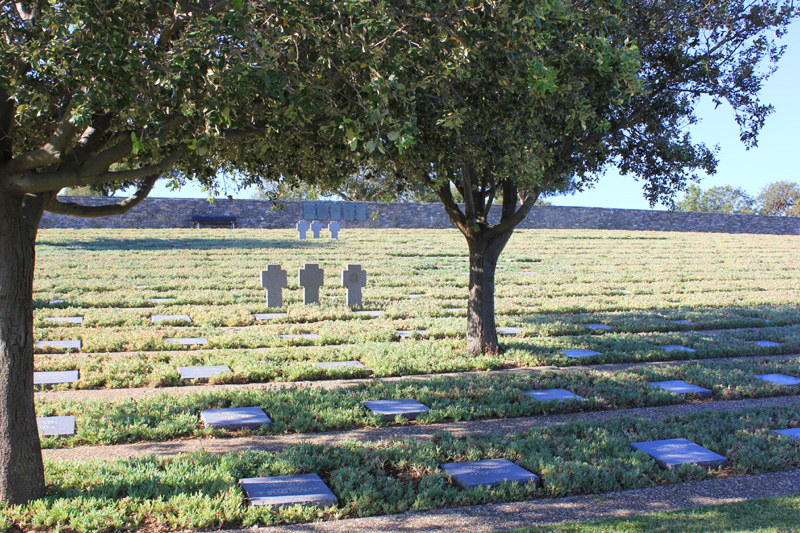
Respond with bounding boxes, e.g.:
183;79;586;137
191;215;236;229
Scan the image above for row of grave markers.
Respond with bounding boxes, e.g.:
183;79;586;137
262;263;366;307
296;220;340;239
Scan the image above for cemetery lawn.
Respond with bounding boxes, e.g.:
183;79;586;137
16;228;800;531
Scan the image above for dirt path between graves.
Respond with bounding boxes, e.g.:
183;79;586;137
42;394;800;463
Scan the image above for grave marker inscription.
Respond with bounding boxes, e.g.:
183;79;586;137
630;438;727;470
441;459;539;489
200;407;272;430
240;474;338;508
36;416;76;437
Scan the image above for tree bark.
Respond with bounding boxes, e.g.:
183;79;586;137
465;229;514;355
0;191;46;503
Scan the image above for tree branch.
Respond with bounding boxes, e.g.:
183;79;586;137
461;164;476;224
45;175;158;217
485;184;539;239
429;174;468;236
2;97;76;174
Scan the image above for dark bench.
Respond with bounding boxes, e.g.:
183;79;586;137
191;215;236;228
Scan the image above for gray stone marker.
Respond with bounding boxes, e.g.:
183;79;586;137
559;348;600;358
178;365;232;380
296;220;309;239
149;298;176;304
165;337;207;346
408;294;425;299
152;314;192;324
659;345;695;353
363;399;431;420
630;438;727;470
45;316;83;324
353;310;385;317
342;264;366;306
309;220;322;238
261;264;288;308
497;327;523;336
748;340;781;347
253;313;288;321
34;340;81;350
775;428;800;439
441;458;539;489
48;299;68;306
620;290;632;295
240;473;338;508
34;370;79;386
328;221;340;239
755;373;800;386
523;388;586;402
313;361;368;370
279;333;321;341
583;323;611;331
200;406;272;430
648;380;712;397
671;320;694;325
37;416;75;437
397;329;428;339
299;263;324;304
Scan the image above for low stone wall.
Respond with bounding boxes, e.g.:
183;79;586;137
39;197;800;235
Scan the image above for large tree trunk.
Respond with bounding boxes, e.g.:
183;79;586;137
466;230;514;355
0;192;46;503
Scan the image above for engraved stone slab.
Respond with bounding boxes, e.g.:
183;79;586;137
328;221;340;239
299;263;324;304
165;337;207;346
497;327;523;336
355;204;367;221
200;406;272;430
648;380;712;397
330;203;343;220
34;340;82;350
775;428;800;439
303;203;316;220
310;220;323;238
296;219;310;239
671;320;694;325
363;399;431;420
620;290;632;295
149;298;176;304
240;473;337;508
37;416;75;437
48;299;69;306
178;365;232;380
748;340;781;347
523;388;586;402
353;310;385;317
342;264;366;307
313;361;368;370
408;294;425;299
343;203;355;221
446;308;467;312
261;264;288;308
397;330;428;339
659;345;696;353
45;316;84;324
559;349;601;358
630;438;727;470
34;370;79;386
152;314;192;323
279;334;321;341
755;373;800;386
441;459;539;489
316;202;330;220
583;323;611;331
254;313;288;321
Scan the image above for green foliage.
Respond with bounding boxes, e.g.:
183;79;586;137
675;185;755;214
755;180;800;216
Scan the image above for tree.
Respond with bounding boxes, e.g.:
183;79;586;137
676;184;755;214
755;180;800;215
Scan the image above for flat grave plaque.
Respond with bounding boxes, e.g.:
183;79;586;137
254;313;288;321
353;310;385;317
149;298;176;304
152;314;192;323
559;349;601;359
659;345;696;353
583;323;611;331
279;334;321;341
178;365;232;380
648;380;712;398
34;340;81;350
240;473;337;508
397;330;428;339
748;340;781;347
755;373;800;386
48;299;69;306
34;370;79;386
497;327;523;336
37;415;75;437
165;337;207;346
671;320;694;325
408;294;425;299
45;316;83;324
441;458;539;489
630;438;727;470
446;308;467;312
313;361;368;370
200;406;272;430
620;290;632;295
363;399;431;420
523;388;585;402
775;428;800;439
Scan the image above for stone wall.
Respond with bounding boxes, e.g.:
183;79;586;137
39;197;800;235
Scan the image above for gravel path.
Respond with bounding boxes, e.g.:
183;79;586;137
43;394;800;463
207;469;800;533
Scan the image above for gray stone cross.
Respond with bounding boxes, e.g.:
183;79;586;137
299;263;324;304
296;220;309;239
341;264;366;306
261;264;288;308
328;221;340;239
310;220;323;238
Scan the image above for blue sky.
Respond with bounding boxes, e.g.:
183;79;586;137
145;21;800;210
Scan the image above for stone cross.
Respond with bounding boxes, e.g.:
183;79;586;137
328;221;340;239
299;263;324;304
341;264;366;306
310;220;323;238
296;220;309;239
261;264;288;308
